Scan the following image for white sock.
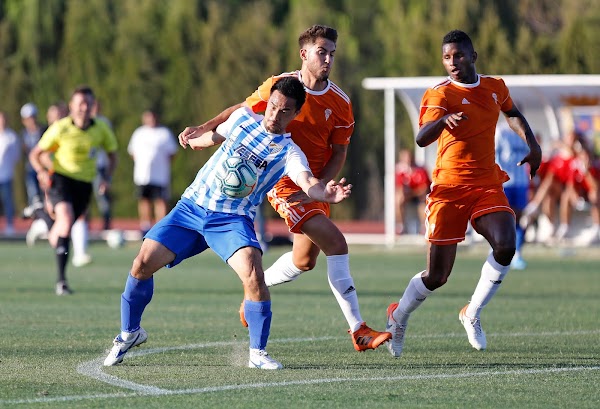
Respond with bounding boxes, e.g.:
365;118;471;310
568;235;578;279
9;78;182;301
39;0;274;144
326;254;362;332
264;251;303;286
393;271;432;325
466;253;509;319
71;219;88;258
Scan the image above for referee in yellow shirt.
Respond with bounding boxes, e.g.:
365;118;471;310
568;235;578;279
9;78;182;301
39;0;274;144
29;86;118;295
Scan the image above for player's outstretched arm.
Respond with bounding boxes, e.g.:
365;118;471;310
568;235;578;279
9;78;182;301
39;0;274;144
188;131;226;151
178;103;244;148
296;172;352;204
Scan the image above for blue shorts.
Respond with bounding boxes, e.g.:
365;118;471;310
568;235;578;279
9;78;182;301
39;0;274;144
503;185;529;211
144;198;261;267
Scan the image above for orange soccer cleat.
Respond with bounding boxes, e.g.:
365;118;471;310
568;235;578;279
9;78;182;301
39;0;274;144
349;322;392;352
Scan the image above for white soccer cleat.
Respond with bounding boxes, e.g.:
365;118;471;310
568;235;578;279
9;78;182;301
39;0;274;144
26;218;48;247
103;328;148;366
459;305;486;350
386;302;407;358
72;253;93;267
248;348;283;370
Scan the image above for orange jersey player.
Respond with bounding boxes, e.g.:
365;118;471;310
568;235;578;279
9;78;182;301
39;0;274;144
385;30;541;358
245;71;354;232
178;25;391;352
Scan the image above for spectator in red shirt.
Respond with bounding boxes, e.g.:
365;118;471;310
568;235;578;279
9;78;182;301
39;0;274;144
395;149;431;234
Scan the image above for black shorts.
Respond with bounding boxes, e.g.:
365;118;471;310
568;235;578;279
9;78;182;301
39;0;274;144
47;173;93;220
136;184;169;200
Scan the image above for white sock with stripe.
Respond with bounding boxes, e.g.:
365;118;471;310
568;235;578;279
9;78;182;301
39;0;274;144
466;253;510;318
393;271;432;325
327;254;362;332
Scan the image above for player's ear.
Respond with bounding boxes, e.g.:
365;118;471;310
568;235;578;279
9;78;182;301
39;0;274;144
471;51;478;64
300;48;308;61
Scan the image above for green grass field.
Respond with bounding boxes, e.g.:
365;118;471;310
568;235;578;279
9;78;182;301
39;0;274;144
0;241;598;408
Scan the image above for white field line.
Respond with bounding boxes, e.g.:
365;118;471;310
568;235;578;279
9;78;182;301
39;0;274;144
1;331;599;406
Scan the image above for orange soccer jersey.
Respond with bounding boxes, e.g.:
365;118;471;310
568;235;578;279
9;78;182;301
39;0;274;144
420;75;513;187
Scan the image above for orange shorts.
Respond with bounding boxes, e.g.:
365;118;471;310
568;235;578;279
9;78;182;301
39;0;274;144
267;178;330;233
425;184;514;245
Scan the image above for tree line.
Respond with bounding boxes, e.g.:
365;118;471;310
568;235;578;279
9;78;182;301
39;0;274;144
1;0;598;220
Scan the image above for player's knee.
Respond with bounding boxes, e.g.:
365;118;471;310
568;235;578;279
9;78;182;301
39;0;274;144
292;253;318;273
493;245;516;266
293;256;317;271
422;271;449;290
130;254;154;280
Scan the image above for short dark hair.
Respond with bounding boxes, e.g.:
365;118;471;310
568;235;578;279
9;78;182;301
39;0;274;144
298;24;338;48
442;30;474;51
71;85;95;99
270;77;306;111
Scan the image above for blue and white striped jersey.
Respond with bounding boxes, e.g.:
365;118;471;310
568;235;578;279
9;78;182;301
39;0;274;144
495;124;530;188
182;107;311;219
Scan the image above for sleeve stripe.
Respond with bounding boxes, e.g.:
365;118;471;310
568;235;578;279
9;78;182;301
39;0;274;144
432;79;451;89
330;82;351;104
334;122;355;129
273;71;298;79
421;104;447;111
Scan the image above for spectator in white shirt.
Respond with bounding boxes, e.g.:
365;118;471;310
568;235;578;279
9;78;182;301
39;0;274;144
128;110;178;235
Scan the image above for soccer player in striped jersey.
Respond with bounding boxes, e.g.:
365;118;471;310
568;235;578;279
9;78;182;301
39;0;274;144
385;30;542;357
179;24;391;352
104;77;352;370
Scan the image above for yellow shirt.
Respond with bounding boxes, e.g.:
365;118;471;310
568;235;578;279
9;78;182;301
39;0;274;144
38;117;118;183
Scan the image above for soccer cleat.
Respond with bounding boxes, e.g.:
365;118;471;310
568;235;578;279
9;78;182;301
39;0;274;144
103;328;148;366
386;302;407;357
72;253;93;267
248;348;283;370
26;218;48;247
459;304;486;350
55;281;73;296
349;322;392;352
239;300;248;327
